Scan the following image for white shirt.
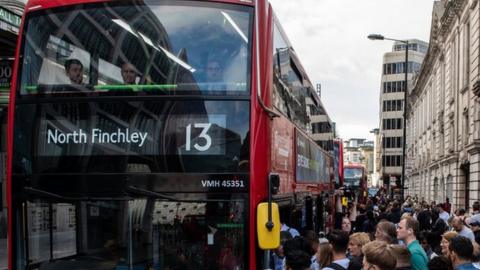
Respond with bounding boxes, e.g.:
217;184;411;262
459;226;476;242
439;211;450;224
311;255;320;270
281;223;300;237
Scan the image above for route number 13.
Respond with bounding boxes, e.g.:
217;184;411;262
185;123;212;152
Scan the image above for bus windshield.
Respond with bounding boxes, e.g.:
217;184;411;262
344;168;363;187
18;1;252;96
24;194;246;270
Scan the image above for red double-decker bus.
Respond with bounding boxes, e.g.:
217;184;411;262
343;164;368;204
333;139;344;187
6;0;334;269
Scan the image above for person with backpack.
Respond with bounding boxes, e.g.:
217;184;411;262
322;230;350;270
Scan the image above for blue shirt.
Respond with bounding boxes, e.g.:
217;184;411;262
272;253;284;270
322;258;350;270
455;262;478;270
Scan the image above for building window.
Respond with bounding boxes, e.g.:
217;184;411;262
446;175;453;203
382;100;403;112
311;122;331;134
383;81;406;93
433;178;438;201
382;137;402;148
381;155;402;167
382;118;402;130
463;23;470;88
383;62;422;75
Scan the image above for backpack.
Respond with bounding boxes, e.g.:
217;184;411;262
325;263;347;270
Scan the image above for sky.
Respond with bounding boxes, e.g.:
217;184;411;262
269;0;435;141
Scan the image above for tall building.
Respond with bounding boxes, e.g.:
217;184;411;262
378;39;428;190
406;0;480;209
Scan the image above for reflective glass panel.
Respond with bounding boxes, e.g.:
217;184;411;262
18;1;252;96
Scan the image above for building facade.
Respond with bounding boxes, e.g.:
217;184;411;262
378;39;428;189
406;0;480;209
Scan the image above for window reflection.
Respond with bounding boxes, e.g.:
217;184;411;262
13;100;249;174
26;196;246;270
19;1;252;96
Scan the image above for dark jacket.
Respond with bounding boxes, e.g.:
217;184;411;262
347;255;363;270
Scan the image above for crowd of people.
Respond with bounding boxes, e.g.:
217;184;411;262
276;194;480;270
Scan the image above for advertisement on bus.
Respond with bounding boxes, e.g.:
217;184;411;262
296;131;329;184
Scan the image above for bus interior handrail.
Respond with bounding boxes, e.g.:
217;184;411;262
23;186;129;201
125;185;177;201
125;185;236;202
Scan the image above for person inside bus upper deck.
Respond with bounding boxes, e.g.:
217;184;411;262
64;58;84;85
204;58;226;91
121;62;138;85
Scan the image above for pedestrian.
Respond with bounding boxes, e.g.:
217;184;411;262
468;221;480;245
448;235;477;270
437;204;450;224
430;206;448;253
362;210;377;234
444;198;452;215
316;238;333;269
441;231;458;256
469;201;480;225
322;230;350;270
285;250;314;270
418;231;437;260
388;202;402;224
376;204;389;223
281;222;300;237
396;216;428;270
354;205;367;232
416;203;432;231
375;221;398;244
341;216;352;235
272;231;293;270
428;256;453;270
284;236;317;270
347;232;370;270
304;230;321;270
362;241;397;270
451;216;475;242
389;244;412;270
455;209;467;224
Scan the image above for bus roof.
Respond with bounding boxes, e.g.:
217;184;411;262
25;0;254;12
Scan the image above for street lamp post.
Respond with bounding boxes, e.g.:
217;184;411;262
368;34;408;200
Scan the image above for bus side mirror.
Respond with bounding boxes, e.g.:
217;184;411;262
257;202;280;250
269;173;280;195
